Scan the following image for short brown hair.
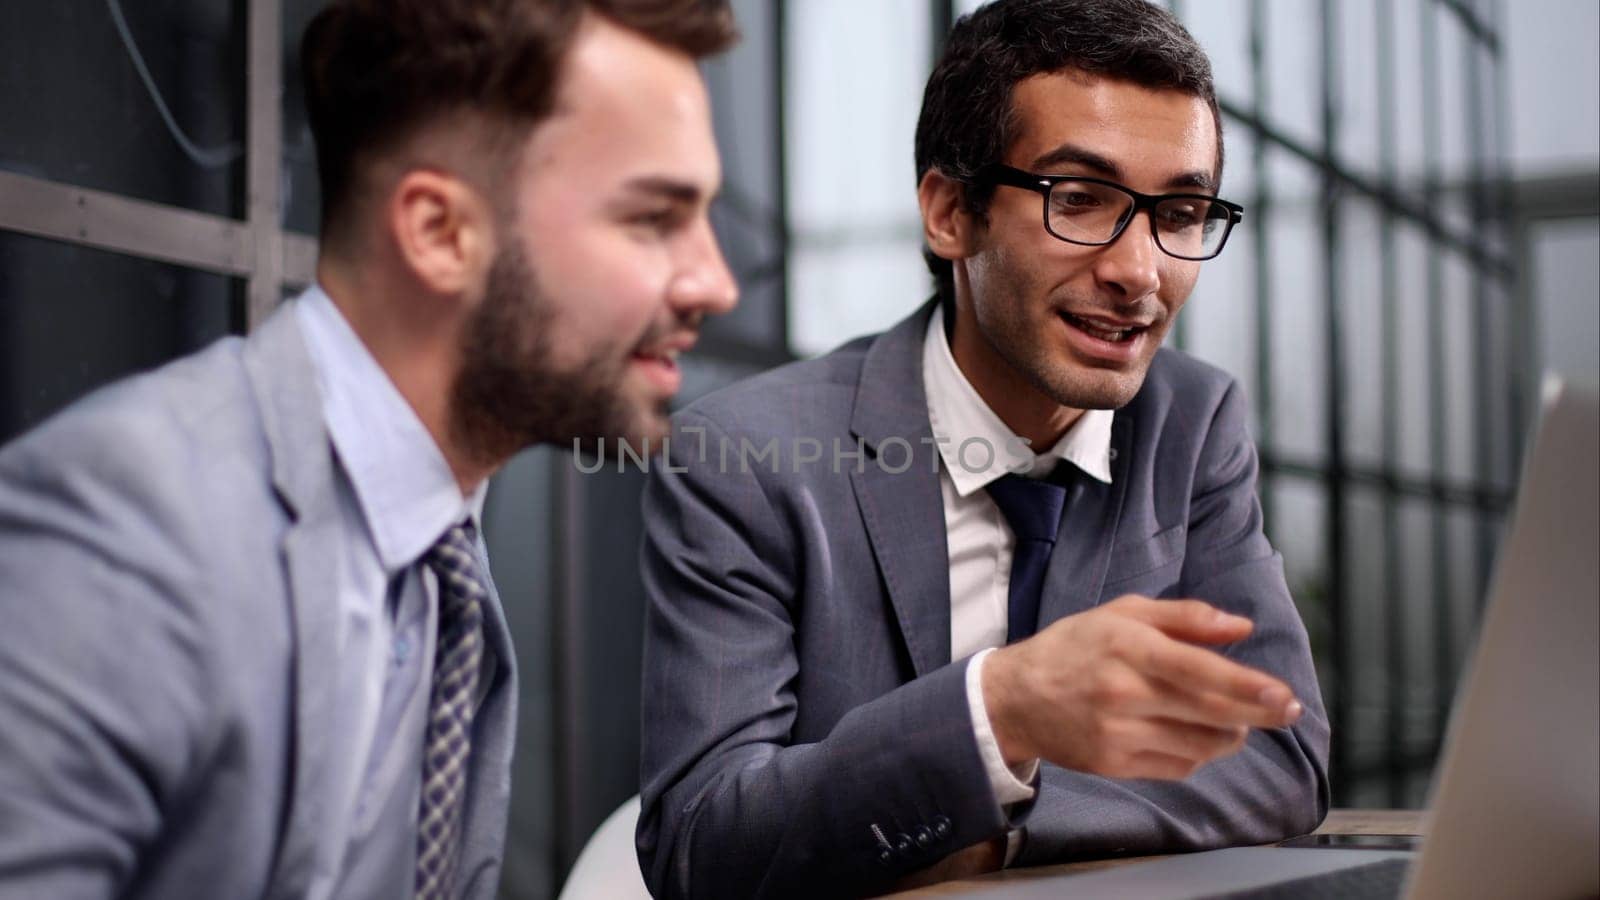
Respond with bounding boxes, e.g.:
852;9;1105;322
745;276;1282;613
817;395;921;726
302;0;738;240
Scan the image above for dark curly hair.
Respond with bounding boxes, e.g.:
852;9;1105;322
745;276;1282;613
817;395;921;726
914;0;1221;302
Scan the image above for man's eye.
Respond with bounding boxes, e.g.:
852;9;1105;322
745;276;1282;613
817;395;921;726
631;209;677;229
1159;206;1201;229
1050;192;1104;219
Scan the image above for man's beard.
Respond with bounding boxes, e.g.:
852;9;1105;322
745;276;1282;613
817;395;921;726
450;241;662;470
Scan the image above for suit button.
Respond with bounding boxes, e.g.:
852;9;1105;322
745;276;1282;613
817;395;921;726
878;849;894;866
914;827;933;848
893;833;912;854
933;816;952;839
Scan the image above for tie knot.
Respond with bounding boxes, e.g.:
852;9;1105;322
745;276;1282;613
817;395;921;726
425;522;479;574
424;522;488;616
985;473;1068;544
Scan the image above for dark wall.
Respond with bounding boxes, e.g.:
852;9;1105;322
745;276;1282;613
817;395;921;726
0;0;246;442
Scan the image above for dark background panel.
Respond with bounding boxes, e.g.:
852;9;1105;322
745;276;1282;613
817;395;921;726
0;0;246;219
281;0;326;235
0;232;242;443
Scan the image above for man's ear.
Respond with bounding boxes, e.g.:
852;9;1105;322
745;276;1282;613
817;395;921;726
385;169;494;298
918;168;978;263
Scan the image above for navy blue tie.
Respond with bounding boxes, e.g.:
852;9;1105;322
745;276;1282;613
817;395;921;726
986;472;1069;642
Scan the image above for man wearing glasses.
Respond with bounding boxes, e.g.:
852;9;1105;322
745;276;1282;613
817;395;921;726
636;1;1328;897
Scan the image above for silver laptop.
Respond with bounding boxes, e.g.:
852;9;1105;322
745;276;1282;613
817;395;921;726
965;377;1599;900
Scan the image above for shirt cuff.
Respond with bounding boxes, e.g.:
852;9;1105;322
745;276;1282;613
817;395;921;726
965;648;1039;808
1004;828;1025;867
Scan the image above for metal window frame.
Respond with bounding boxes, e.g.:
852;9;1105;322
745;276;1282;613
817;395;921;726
0;0;314;328
1231;0;1518;808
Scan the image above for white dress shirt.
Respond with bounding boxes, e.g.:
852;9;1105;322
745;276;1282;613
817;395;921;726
921;304;1114;862
295;285;487;899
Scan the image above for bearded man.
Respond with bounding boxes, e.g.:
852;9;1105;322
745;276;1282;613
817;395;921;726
0;2;737;898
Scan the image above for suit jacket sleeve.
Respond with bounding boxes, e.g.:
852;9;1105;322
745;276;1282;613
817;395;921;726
636;412;1028;900
1014;379;1332;865
0;411;218;899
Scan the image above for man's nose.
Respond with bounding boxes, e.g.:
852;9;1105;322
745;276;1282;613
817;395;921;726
671;219;739;317
1094;209;1162;302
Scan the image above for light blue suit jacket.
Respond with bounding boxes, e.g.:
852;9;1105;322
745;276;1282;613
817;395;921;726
637;300;1330;899
0;309;516;899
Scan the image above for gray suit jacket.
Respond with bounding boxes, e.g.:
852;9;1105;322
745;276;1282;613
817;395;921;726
637;300;1330;899
0;309;516;899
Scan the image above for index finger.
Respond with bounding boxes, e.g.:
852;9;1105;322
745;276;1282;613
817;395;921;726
1138;638;1302;726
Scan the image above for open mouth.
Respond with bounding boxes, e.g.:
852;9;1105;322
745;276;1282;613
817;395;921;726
631;348;681;368
1060;312;1149;344
630;344;686;396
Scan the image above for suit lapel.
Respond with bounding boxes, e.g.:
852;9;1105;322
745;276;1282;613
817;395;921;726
851;458;950;677
241;308;345;900
456;535;517;889
473;540;516;705
850;300;952;677
270;509;344;897
1038;414;1133;625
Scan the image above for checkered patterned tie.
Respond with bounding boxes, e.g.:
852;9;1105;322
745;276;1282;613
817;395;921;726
414;523;487;900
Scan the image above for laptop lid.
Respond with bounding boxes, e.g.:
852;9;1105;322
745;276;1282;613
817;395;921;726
1406;377;1599;899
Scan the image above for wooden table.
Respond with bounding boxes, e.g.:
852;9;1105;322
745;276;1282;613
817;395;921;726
883;809;1426;898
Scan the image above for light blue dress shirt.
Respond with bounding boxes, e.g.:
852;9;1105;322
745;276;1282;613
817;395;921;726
293;285;487;899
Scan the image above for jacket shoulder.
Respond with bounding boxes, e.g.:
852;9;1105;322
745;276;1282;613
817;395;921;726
5;335;256;457
1127;347;1242;424
1141;347;1237;402
0;336;273;559
676;332;875;435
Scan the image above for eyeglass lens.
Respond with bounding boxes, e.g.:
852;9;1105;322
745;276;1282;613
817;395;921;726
1045;180;1231;258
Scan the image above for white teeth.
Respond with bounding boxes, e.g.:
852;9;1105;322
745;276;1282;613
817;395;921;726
1067;314;1133;342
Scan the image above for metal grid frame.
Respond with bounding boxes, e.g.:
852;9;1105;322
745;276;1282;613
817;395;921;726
1205;0;1517;806
0;0;313;328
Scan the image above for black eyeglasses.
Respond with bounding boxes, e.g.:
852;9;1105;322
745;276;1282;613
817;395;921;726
979;164;1244;261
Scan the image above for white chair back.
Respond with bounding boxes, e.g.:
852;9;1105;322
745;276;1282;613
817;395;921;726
556;795;652;900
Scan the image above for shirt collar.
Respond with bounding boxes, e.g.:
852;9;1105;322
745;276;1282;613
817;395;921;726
921;303;1114;497
294;285;483;574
